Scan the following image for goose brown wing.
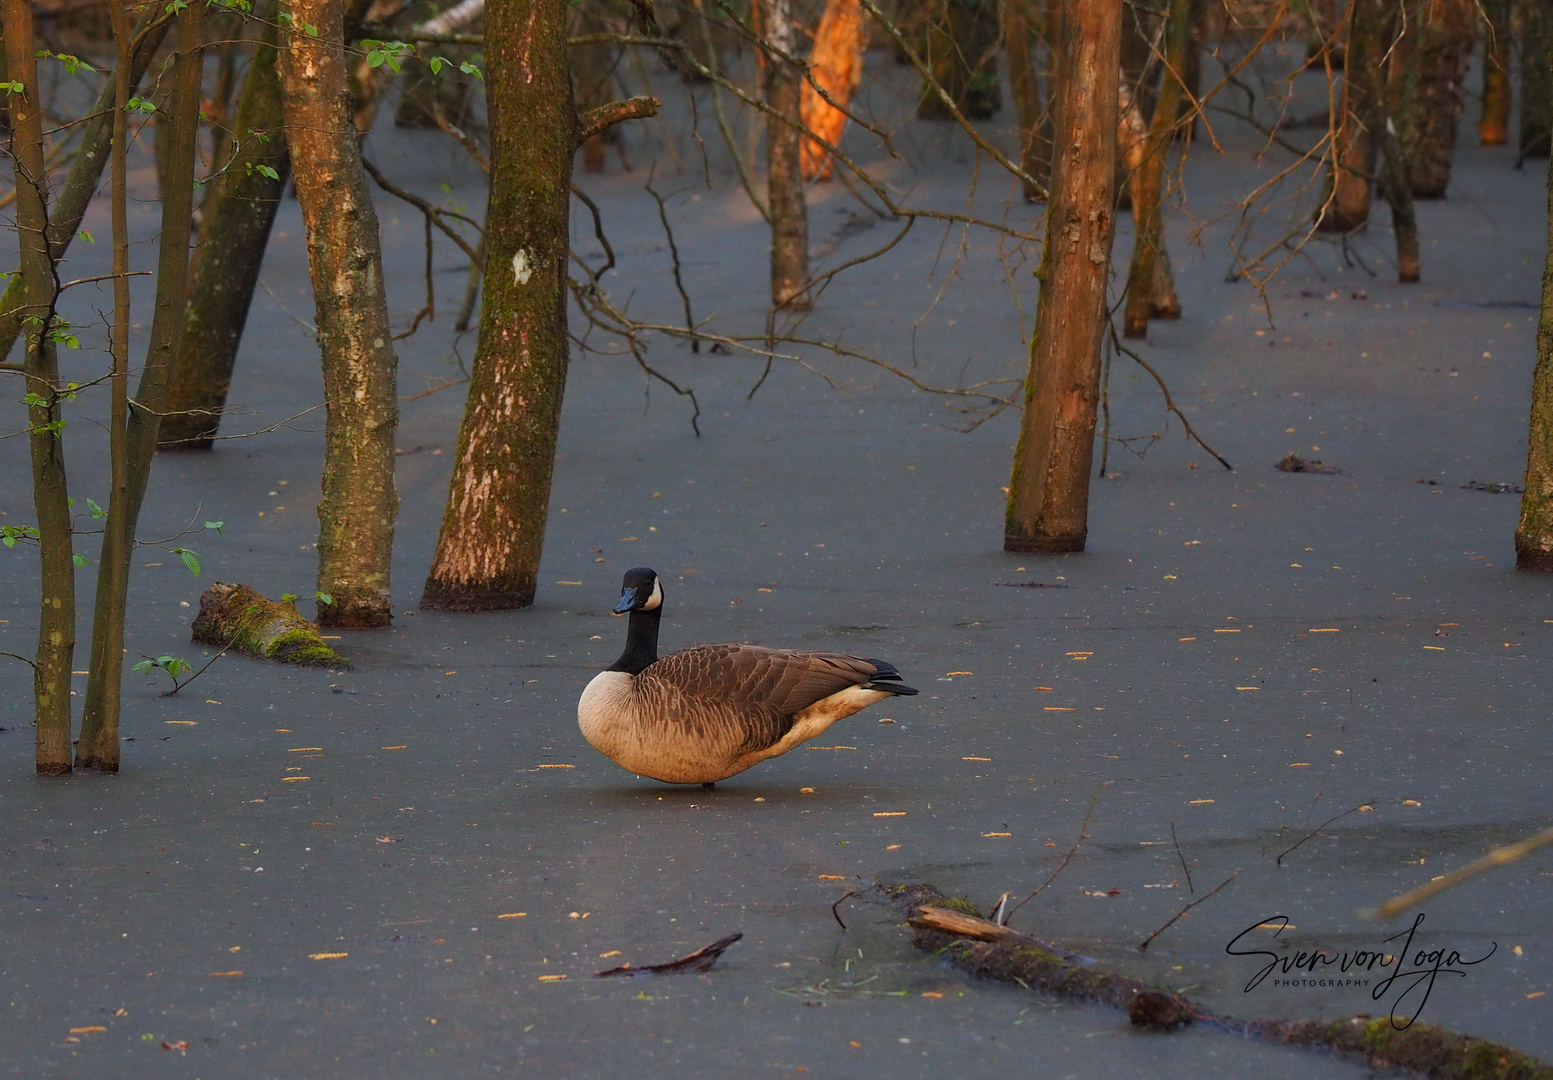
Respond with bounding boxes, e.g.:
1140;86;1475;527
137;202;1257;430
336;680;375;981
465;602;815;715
645;645;882;715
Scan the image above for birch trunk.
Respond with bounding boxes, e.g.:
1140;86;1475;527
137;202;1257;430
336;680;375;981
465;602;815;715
763;0;810;308
1004;0;1119;554
278;0;401;628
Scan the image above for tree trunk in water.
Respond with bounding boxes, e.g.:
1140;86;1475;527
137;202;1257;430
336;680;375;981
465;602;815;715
1004;0;1119;554
1516;153;1553;568
570;0;620;173
800;0;867;182
1122;0;1188;338
1317;0;1382;232
421;0;576;611
918;0;1002;119
77;0;205;772
1392;0;1474;197
1363;0;1421;280
5;0;75;775
1521;0;1553;161
0;7;171;362
1478;0;1510;145
159;12;291;449
1118;82;1179;331
763;0;810;309
278;0;401;628
1002;0;1045;199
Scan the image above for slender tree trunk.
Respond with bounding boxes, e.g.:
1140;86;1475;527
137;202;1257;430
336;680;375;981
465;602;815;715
800;0;867;182
158;12;291;449
1317;0;1382;232
1004;0;1119;554
0;7;171;362
1003;0;1045;199
421;0;577;611
278;0;401;628
1516;153;1553;568
1479;0;1511;145
77;0;205;772
1123;0;1188;338
5;0;75;775
1393;0;1474;197
1034;0;1060;188
763;0;810;309
918;0;1002;119
569;0;619;173
1118;80;1179;329
1521;0;1553;161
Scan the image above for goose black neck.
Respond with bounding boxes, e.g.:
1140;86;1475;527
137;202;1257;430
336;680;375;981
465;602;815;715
608;606;660;674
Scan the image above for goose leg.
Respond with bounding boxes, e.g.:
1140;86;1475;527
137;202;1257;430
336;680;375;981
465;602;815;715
702;782;716;791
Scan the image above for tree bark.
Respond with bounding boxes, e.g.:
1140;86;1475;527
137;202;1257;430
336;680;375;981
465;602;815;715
421;0;577;611
1478;0;1510;145
1516;153;1553;569
0;6;171;363
5;0;75;775
762;0;810;309
278;0;401;628
1317;0;1382;232
1122;0;1188;338
1004;0;1119;554
917;0;1002;119
1393;0;1474;197
1002;0;1045;199
800;0;867;182
191;583;350;666
158;11;291;450
77;0;205;773
1521;0;1553;161
570;0;621;173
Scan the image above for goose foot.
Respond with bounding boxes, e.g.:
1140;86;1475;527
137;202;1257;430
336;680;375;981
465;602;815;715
702;782;716;791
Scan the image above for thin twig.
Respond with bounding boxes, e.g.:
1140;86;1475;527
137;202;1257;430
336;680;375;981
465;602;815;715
1004;782;1108;926
1138;871;1240;951
1275;802;1371;866
159;642;233;697
644;168;699;353
1171;822;1194;893
1109;326;1233;470
0;650;37;670
832;889;858;930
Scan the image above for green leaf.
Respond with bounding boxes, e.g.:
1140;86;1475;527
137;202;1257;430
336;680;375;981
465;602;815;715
165;657;191;678
79;229;95;244
256;164;279;181
132;659;155;674
23;392;47;407
126;96;157;114
459;61;484;80
429;56;444;75
72;552;91;569
280;592;298;604
0;80;23;94
315;591;334;606
171;547;202;576
86;498;107;518
203;520;224;535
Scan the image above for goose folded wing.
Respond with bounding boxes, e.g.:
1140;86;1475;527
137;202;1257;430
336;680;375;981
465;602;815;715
655;645;883;715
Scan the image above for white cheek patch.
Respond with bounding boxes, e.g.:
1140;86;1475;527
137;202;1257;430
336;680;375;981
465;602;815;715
641;579;663;610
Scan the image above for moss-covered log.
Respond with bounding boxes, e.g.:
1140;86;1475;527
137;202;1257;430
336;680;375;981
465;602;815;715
190;583;349;667
883;883;1553;1080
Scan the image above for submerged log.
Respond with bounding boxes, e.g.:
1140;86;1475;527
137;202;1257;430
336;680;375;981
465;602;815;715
881;883;1553;1080
191;583;350;667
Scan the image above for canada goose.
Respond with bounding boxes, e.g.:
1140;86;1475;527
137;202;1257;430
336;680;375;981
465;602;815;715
578;567;918;786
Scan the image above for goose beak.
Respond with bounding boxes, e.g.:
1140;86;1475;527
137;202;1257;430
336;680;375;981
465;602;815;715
612;588;639;615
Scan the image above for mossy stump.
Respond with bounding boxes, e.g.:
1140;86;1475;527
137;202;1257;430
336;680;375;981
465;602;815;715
191;582;349;667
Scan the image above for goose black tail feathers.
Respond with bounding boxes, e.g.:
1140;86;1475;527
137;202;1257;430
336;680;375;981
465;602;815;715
863;659;919;696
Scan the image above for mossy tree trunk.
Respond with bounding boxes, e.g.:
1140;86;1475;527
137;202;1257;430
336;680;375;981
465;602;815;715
1478;0;1511;145
1515;152;1553;568
1318;0;1384;232
159;8;290;450
421;0;578;610
0;7;171;363
77;0;205;773
278;0;401;628
1521;0;1553;161
763;0;810;309
1122;0;1188;338
4;0;75;775
1002;0;1045;199
1003;0;1119;553
1392;0;1475;197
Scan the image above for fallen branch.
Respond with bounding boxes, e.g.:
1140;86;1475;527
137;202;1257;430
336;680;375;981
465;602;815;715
1362;824;1553;922
595;932;742;977
190;583;350;668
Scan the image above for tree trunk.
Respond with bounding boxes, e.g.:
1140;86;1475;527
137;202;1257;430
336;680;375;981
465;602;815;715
800;0;868;182
190;583;350;666
159;12;291;450
917;0;1002;119
1478;0;1510;145
1516;153;1553;568
0;7;171;363
1122;0;1188;338
1004;0;1119;554
420;0;576;611
1393;0;1475;197
570;0;621;173
1317;0;1382;232
77;0;205;773
5;0;75;775
278;0;401;628
763;0;810;308
1002;0;1045;199
1521;0;1553;161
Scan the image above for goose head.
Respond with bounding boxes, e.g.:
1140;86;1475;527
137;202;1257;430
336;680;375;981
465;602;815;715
613;567;663;615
